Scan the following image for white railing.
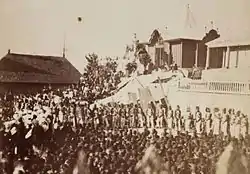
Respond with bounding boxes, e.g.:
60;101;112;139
178;80;250;95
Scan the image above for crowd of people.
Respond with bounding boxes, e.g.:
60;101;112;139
0;57;249;173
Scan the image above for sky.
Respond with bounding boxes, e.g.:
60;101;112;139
0;0;250;72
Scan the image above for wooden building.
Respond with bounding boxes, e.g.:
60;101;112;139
0;50;81;94
206;39;250;69
140;29;220;69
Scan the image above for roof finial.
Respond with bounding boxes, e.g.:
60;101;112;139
8;49;11;54
133;33;137;41
210;21;214;29
63;32;66;58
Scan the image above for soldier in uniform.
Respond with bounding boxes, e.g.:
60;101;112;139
213;108;222;135
167;106;174;131
175;105;182;132
195;106;202;134
241;114;248;138
146;103;154;128
221;108;228;136
138;106;144;128
205;107;213;134
158;104;165;128
120;105;126;129
133;104;139;128
234;110;242;139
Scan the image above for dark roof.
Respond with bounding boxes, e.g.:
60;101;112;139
0;53;81;84
164;38;201;42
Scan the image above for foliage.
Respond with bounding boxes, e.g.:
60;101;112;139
125;61;137;76
134;43;151;74
82;53;122;103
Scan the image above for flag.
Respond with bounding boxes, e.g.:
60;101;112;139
135;145;168;174
138;87;155;113
128;92;137;104
138;88;149;113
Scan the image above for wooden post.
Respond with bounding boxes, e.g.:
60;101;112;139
195;43;199;66
205;47;210;69
236;46;239;68
222;48;227;68
226;46;230;68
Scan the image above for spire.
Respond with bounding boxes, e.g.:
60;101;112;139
184;4;196;29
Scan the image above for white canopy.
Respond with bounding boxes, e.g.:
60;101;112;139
97;70;185;104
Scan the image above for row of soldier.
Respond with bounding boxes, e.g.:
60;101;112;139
9;92;249;139
51;100;249;138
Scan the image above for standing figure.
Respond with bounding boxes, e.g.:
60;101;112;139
103;109;109;128
120;105;126;129
175;105;182;132
167;106;174;131
230;109;236;137
195;106;202;134
221;108;228;136
93;109;100;129
205;107;213;134
133;104;139;128
138;107;144;128
184;107;192;133
158;105;165;128
213;108;222;135
146;103;154;128
234;111;242;139
241;114;248;138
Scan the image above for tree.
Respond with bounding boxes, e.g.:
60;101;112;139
84;53;99;73
125;61;137;76
134;43;151;74
138;49;151;74
83;53;122;103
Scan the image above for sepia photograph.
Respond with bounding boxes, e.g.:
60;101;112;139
0;0;250;173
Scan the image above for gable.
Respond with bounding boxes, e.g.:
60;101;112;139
148;29;163;46
202;29;220;43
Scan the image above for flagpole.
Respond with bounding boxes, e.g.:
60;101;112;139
135;77;144;88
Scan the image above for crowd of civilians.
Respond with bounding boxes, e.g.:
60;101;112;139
0;61;249;173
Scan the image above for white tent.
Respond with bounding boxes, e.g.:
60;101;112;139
97;70;185;104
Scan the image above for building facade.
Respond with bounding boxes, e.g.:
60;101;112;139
139;29;219;69
206;39;250;69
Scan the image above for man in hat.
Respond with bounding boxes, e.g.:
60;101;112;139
195;106;202;134
175;105;182;132
205;107;213;134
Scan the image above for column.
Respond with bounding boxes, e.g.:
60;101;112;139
226;46;230;68
222;48;227;68
205;47;210;69
236;47;239;68
195;43;199;66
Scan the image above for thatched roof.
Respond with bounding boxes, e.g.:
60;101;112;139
0;52;81;84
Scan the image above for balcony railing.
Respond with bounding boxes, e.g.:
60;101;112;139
178;80;250;95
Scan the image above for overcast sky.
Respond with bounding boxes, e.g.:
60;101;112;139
0;0;250;72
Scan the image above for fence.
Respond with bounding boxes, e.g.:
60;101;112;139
178;80;250;95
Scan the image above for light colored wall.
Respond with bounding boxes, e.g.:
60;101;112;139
167;86;250;116
148;46;155;64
